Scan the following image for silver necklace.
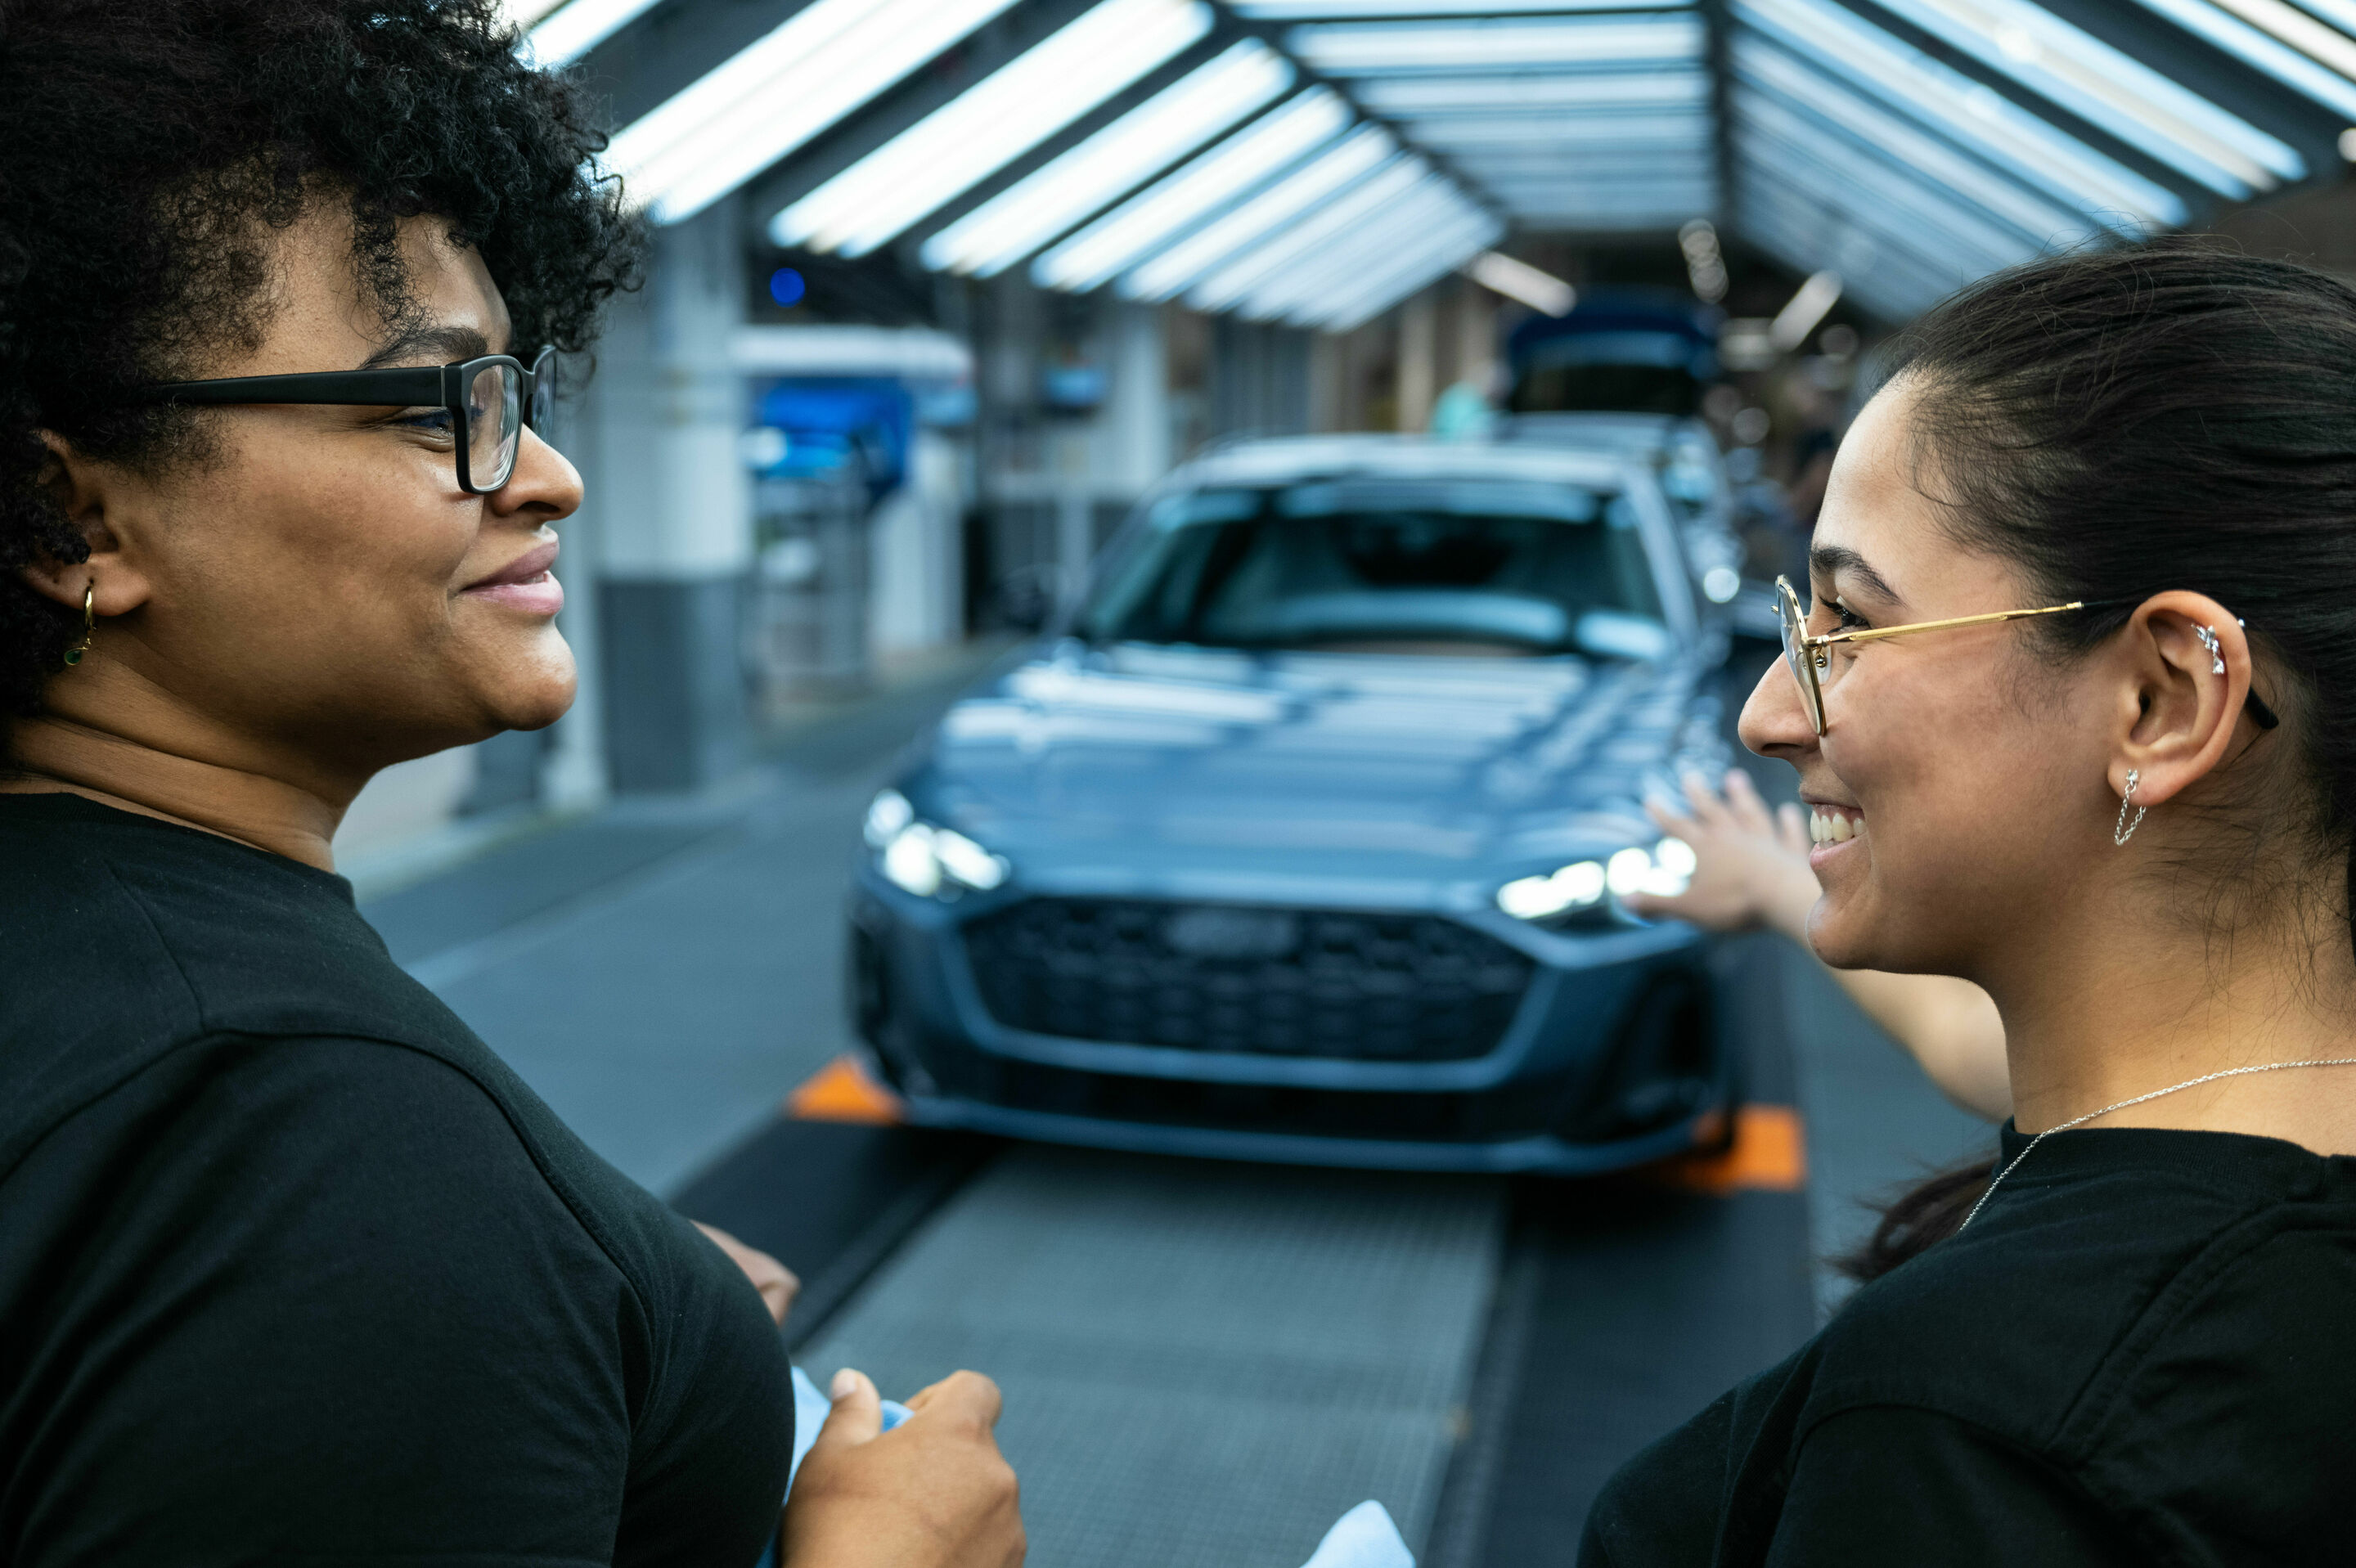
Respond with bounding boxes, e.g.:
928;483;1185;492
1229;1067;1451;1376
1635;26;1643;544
1958;1056;2356;1232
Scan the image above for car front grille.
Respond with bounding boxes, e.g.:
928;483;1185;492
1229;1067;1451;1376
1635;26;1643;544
959;897;1534;1061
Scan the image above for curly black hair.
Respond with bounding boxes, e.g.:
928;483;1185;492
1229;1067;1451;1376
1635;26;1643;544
0;0;641;720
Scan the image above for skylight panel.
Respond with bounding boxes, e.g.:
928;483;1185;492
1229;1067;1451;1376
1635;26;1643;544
772;0;1214;255
1121;126;1397;299
1237;183;1481;317
919;41;1293;277
1732;0;2183;227
1401;113;1711;148
603;0;1029;225
1032;89;1353;290
1286;15;1704;73
1873;0;2301;194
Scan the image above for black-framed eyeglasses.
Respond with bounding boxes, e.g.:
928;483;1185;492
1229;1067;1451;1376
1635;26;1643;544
128;347;555;495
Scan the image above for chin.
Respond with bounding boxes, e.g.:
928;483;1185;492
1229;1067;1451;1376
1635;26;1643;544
1803;887;1886;972
478;634;578;733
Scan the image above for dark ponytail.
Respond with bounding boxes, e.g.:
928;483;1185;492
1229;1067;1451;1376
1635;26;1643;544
1841;238;2356;1278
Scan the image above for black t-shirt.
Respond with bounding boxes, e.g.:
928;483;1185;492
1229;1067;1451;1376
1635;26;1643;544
1581;1118;2356;1566
0;793;793;1566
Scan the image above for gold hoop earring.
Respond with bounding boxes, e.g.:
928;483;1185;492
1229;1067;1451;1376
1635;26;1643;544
62;581;94;667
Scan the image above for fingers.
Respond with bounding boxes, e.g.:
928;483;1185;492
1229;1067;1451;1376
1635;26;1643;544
693;1221;800;1326
904;1370;1005;1435
1721;768;1775;834
1679;770;1733;829
812;1368;884;1449
1644;796;1697;838
1775;801;1810;857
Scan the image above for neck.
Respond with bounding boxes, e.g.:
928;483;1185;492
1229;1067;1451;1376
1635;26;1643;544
1988;873;2356;1154
3;699;348;872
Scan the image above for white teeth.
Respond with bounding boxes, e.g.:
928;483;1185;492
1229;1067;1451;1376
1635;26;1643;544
1830;813;1854;843
1810;812;1826;844
1810;808;1861;844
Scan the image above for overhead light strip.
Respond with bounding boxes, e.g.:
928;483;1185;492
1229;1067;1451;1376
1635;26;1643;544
516;0;662;65
1185;159;1432;312
1731;0;2183;227
2124;0;2356;118
1297;214;1502;330
1032;88;1354;291
1240;183;1478;317
773;0;1215;256
1285;14;1705;72
1873;0;2300;194
603;0;1028;225
1351;70;1712;115
1736;107;2031;273
919;41;1294;277
1236;0;1685;14
1731;37;2096;245
1121;125;1398;300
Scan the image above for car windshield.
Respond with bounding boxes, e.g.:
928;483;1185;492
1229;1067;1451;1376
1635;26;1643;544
1078;478;1671;659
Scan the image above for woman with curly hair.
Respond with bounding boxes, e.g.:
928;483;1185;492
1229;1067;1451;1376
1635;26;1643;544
0;3;1022;1564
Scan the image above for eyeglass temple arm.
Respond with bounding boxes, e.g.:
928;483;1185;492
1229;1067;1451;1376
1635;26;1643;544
129;367;452;406
1804;600;2101;649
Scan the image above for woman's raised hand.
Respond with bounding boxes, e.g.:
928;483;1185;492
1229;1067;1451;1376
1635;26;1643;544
1623;767;1819;941
784;1368;1026;1568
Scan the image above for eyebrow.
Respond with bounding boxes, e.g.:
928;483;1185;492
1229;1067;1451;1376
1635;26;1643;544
362;322;494;371
1809;543;1903;607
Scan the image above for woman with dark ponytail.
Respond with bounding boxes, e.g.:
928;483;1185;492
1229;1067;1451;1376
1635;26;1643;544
1580;238;2356;1565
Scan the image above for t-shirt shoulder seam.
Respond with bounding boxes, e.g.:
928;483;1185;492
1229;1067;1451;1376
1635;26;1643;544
95;851;213;1034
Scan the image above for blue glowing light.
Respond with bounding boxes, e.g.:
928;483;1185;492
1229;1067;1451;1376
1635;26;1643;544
769;267;808;308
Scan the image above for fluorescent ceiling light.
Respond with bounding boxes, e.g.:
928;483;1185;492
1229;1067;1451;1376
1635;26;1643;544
1287;15;1704;73
1769;271;1844;348
1185;159;1432;311
2124;0;2356;118
1405;114;1711;146
1298;215;1501;330
1122;125;1397;299
1732;37;2092;245
1738;180;1952;318
1237;0;1677;12
774;0;1214;255
1873;0;2300;194
516;0;661;65
1352;70;1711;115
1467;251;1575;315
919;42;1291;277
1032;88;1353;290
1237;183;1476;318
1737;103;2030;273
1732;0;2183;227
605;0;1027;225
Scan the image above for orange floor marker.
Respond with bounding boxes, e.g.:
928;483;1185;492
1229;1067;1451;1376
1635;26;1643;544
1649;1104;1807;1194
786;1054;906;1125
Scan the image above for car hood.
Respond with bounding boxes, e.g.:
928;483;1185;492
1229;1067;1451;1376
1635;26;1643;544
906;640;1727;888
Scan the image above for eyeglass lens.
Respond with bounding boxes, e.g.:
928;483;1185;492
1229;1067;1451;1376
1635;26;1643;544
528;347;556;432
464;360;522;492
1778;582;1825;732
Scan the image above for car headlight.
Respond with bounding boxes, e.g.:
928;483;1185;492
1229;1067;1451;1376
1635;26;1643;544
865;789;1009;899
1498;838;1696;923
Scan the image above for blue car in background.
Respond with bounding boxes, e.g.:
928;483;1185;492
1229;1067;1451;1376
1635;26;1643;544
848;436;1742;1174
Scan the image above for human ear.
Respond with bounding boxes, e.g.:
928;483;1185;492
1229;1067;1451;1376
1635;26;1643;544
16;431;155;619
2110;592;2256;809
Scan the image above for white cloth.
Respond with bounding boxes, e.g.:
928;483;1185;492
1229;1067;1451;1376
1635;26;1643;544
1300;1501;1415;1568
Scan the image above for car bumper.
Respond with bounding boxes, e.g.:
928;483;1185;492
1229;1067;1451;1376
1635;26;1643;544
849;871;1736;1177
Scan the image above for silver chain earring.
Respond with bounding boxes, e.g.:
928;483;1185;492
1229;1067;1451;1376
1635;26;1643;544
2196;625;2225;674
2115;769;2146;847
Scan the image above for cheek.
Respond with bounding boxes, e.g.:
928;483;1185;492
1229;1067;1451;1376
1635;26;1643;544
1826;657;2035;883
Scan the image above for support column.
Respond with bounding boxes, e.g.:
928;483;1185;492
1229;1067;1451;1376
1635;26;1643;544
1396;290;1437;434
578;199;754;794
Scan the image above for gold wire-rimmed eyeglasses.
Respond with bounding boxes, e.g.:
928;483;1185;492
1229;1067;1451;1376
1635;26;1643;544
1773;575;2282;737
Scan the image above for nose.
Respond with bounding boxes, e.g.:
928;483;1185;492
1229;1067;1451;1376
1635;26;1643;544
488;425;583;525
1739;654;1818;766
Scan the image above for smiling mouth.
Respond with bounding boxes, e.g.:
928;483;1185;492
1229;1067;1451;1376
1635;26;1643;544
1809;805;1864;845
